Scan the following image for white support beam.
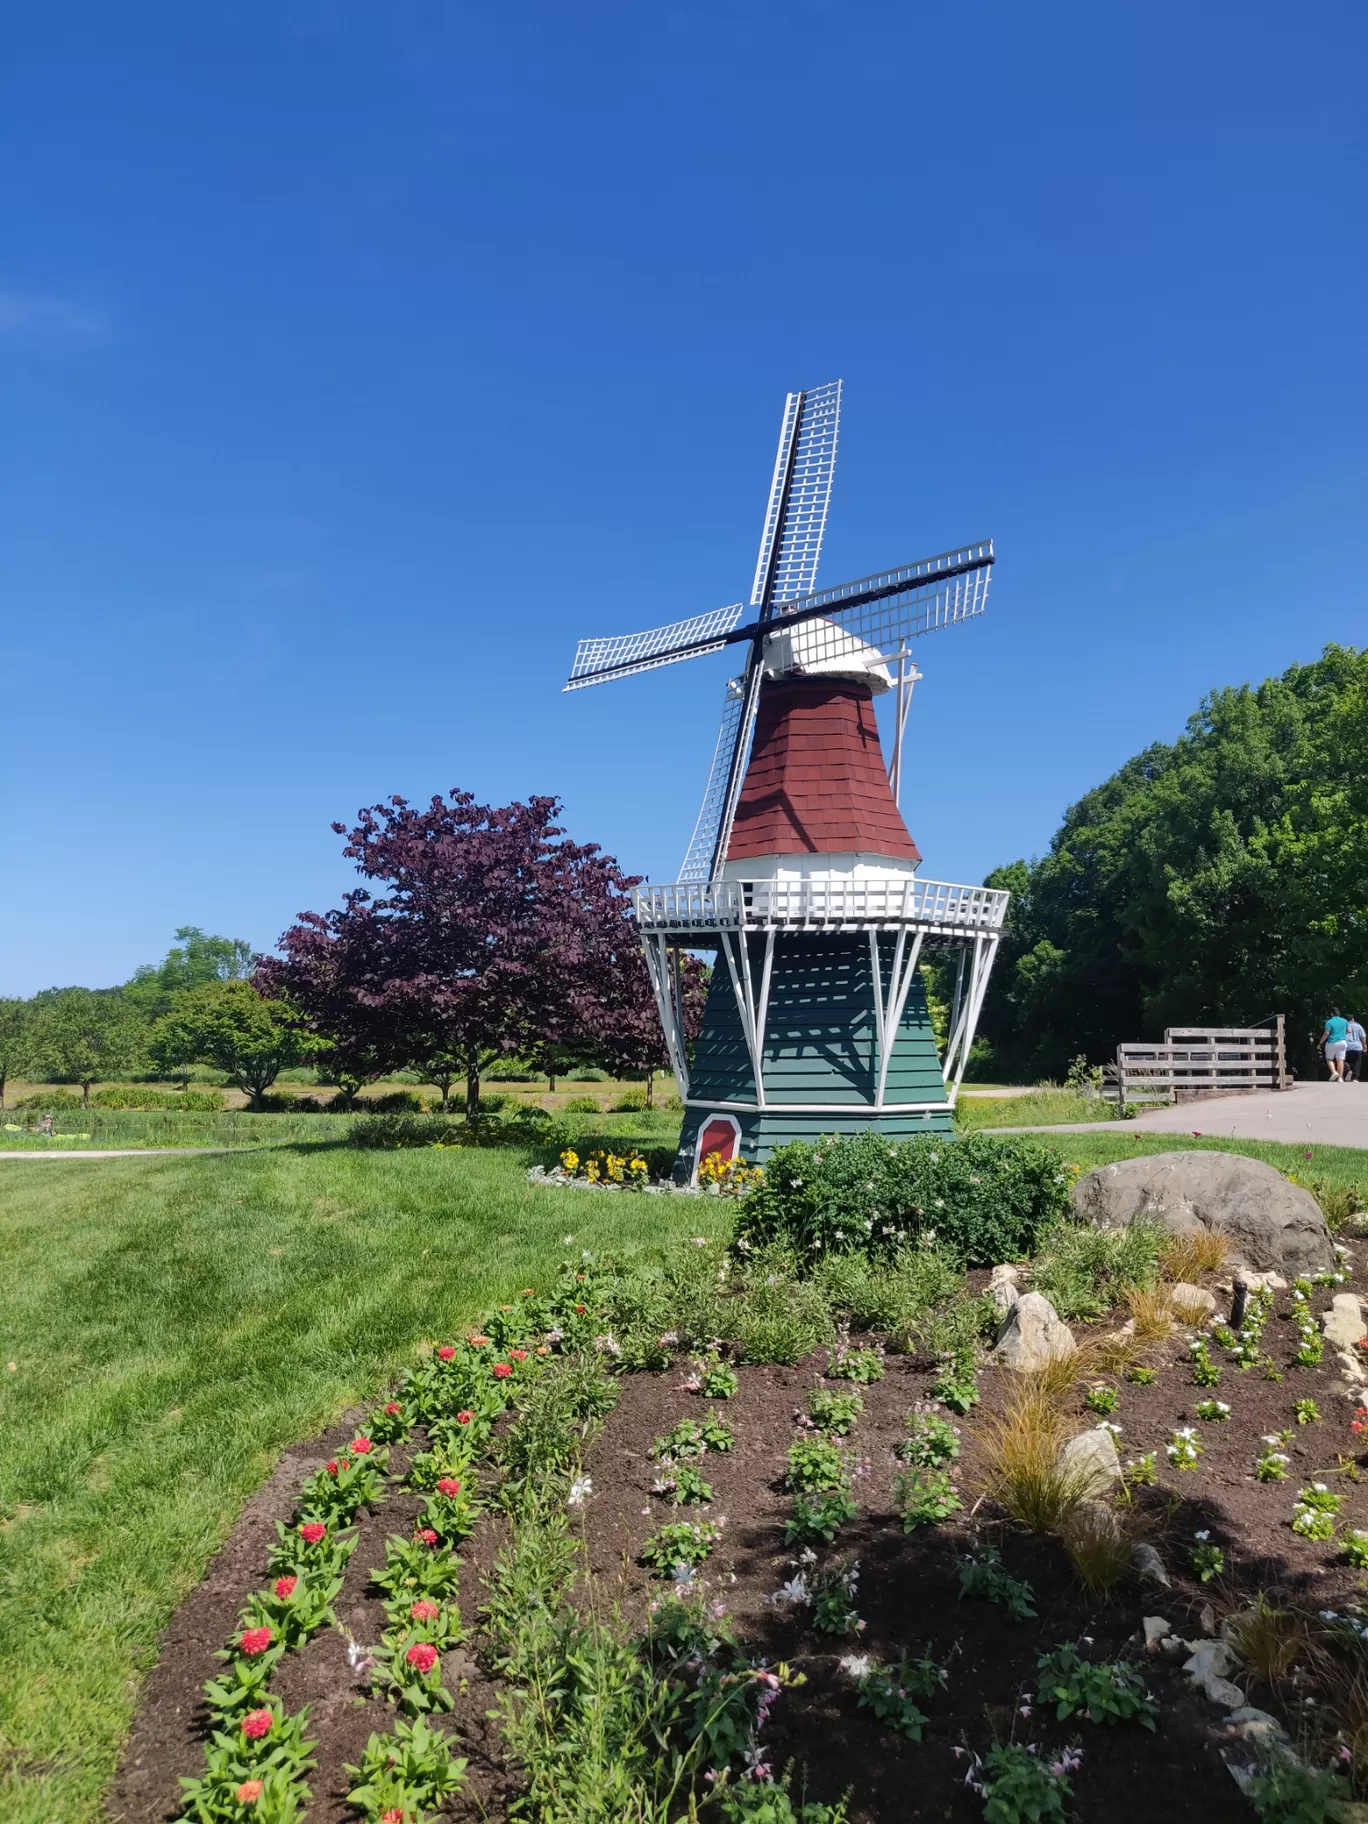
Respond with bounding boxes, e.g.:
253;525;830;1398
719;930;767;1108
943;933;999;1106
875;929;924;1108
941;934;982;1088
641;934;691;1102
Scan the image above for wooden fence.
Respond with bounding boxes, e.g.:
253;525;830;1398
1103;1017;1288;1106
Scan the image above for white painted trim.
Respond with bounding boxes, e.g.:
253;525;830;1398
692;1111;743;1185
686;1098;952;1115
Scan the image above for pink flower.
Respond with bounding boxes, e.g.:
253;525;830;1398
350;1437;373;1455
298;1522;326;1544
406;1641;439;1674
239;1626;273;1657
455;1409;473;1425
508;1348;528;1362
242;1708;273;1739
415;1527;439;1546
492;1363;512;1379
437;1477;462;1496
236;1781;264;1804
468;1334;490;1347
575;1303;587;1314
384;1401;401;1416
273;1575;297;1600
437;1345;457;1361
326;1459;339;1475
382;1812;405;1824
410;1599;439;1621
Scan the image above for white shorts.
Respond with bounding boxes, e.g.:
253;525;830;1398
1327;1042;1348;1061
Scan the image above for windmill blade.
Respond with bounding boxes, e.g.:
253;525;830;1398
751;380;842;610
564;600;746;690
775;542;993;669
678;670;762;881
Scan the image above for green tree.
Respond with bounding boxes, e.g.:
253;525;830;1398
0;998;33;1109
977;644;1368;1080
124;927;256;1019
27;989;146;1105
150;980;307;1110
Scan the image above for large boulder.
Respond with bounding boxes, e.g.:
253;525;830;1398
992;1290;1076;1371
1070;1150;1333;1275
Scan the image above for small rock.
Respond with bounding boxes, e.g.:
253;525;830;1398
1241;1270;1288;1292
1184;1639;1236;1686
1220;1706;1288;1745
993;1291;1076;1372
1323;1294;1367;1351
989;1263;1021;1316
1142;1616;1171;1650
1131;1541;1170;1586
1201;1602;1218;1636
1207;1675;1247;1708
1059;1427;1121;1495
1171;1282;1218;1320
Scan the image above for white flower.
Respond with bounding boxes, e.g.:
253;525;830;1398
567;1475;593;1507
767;1575;811;1606
1195;1530;1210;1541
839;1653;873;1679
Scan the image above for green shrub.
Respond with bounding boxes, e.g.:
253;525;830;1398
87;1086;227;1111
14;1089;83;1109
563;1096;604;1113
364;1090;429;1114
612;1088;649;1112
735;1132;1072;1268
1030;1219;1163;1321
349;1108;572;1151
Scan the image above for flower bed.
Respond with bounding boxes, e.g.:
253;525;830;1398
111;1223;1368;1824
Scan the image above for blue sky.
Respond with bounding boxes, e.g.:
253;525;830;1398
2;1;1363;995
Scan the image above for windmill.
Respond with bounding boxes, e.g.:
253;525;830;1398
566;382;1009;1179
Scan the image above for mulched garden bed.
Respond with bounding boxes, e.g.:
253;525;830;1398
109;1241;1368;1823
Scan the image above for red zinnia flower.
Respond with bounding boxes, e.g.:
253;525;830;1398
575;1304;586;1315
236;1781;264;1804
410;1599;440;1621
406;1641;438;1673
468;1334;490;1347
455;1409;473;1425
384;1401;401;1416
326;1459;340;1475
508;1348;528;1362
416;1527;439;1545
299;1522;326;1544
350;1437;373;1454
239;1626;273;1657
437;1345;457;1361
492;1362;512;1379
273;1575;297;1600
382;1812;405;1824
241;1707;273;1739
436;1477;461;1496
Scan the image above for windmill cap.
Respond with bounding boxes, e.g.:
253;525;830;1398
762;615;894;693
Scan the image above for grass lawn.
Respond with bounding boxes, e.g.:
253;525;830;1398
2;1125;1362;1820
955;1088;1109;1129
0;1140;726;1823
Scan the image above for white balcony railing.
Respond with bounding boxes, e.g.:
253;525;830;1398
633;875;1009;936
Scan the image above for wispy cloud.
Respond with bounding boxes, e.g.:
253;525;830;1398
0;289;112;346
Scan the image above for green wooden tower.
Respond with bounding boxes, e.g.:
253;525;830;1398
566;382;1007;1180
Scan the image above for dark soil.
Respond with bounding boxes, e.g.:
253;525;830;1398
110;1244;1368;1823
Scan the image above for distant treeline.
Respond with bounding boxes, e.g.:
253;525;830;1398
975;643;1368;1081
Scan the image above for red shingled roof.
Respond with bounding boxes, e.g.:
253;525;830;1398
726;677;921;862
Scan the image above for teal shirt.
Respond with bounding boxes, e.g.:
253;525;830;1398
1326;1016;1349;1044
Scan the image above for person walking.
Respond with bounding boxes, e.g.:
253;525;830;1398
1322;1009;1351;1081
1345;1015;1367;1084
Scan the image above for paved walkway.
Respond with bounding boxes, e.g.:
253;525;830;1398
980;1081;1368;1149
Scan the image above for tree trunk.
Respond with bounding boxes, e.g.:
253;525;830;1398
548;1073;557;1093
82;1078;92;1108
0;1068;6;1111
465;1059;480;1124
645;1069;655;1109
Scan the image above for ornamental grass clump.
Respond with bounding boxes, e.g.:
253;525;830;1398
1226;1594;1303;1687
976;1383;1092;1533
1031;1218;1163;1322
1059;1502;1132;1594
1158;1228;1231;1281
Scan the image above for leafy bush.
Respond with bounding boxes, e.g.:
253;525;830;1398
812;1242;963;1335
14;1089;83;1108
612;1087;649;1111
806;1388;863;1434
1245;1743;1349;1824
349;1108;575;1151
364;1089;428;1113
893;1465;961;1529
88;1085;227;1111
733;1132;1073;1268
1036;1642;1157;1727
977;1743;1074;1824
729;1250;835;1365
958;1545;1036;1621
1030;1219;1163;1321
563;1095;604;1113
